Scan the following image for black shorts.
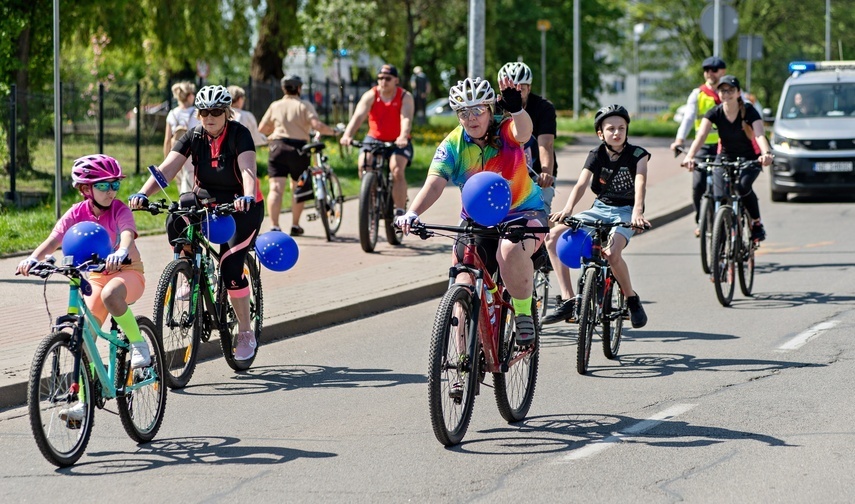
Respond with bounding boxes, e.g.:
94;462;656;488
268;138;310;180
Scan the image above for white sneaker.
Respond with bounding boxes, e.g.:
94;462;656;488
130;342;151;369
59;402;87;424
233;331;256;361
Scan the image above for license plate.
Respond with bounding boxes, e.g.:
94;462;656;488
814;161;854;172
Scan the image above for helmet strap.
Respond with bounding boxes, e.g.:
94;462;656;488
602;137;628;156
88;196;111;211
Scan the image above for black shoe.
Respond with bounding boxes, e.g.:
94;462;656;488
515;314;536;346
290;225;305;236
626;293;647;329
751;223;766;242
542;297;577;325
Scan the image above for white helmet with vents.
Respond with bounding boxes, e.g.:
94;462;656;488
498;62;533;85
448;77;495;111
195;85;232;110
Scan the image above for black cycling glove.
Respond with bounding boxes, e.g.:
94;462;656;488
500;87;523;114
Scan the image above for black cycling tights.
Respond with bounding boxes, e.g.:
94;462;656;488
713;165;762;221
166;203;264;291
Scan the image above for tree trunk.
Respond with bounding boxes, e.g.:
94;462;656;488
14;25;32;173
250;1;300;83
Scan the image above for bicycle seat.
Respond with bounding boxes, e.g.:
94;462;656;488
300;142;325;154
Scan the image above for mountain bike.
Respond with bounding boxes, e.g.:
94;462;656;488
564;217;646;375
135;199;263;388
299;140;344;242
351;140;402;252
23;257;166;467
676;146;715;274
703;158;761;307
532;245;551;329
409;219;550;446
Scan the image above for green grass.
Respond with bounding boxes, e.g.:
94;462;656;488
557;115;679;137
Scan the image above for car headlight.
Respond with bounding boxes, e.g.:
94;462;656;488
772;133;800;151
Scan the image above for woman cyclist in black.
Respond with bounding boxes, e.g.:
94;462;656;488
129;85;264;361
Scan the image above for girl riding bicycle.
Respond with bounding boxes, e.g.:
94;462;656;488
543;104;651;329
680;74;774;242
396;76;547;346
129;85;264;361
16;155;151;418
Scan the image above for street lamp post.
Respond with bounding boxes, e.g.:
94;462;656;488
633;23;645;117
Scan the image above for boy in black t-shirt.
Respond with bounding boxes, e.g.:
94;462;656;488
543;105;651;328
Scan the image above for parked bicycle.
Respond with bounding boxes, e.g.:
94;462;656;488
299;141;344;241
675;146;716;274
135;198;263;388
24;257;166;467
409;219;549;446
701;158;761;307
564;217;647;375
351;140;402;252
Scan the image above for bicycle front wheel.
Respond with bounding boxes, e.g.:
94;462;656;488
116;316;167;443
738;207;755;297
153;259;200;389
576;268;598;375
326;170;344;235
358;171;380;252
601;276;625;360
384;182;403;246
27;331;95;467
711;207;736;306
699;196;715;274
494;294;539;423
533;267;550;329
315;175;332;241
428;285;478;446
219;255;264;371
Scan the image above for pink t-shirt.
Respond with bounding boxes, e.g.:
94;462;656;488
50;200;142;262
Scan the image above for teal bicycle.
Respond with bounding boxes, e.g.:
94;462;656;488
24;256;167;467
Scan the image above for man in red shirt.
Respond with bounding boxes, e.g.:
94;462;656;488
340;64;415;216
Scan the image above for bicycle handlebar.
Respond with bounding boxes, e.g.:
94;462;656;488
350;140;396;154
18;255;131;279
132;199;237;218
408;221;550;243
562;216;650;231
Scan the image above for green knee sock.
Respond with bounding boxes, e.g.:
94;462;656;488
512;296;533;317
114;308;143;344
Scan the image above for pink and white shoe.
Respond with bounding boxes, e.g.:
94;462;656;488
233;331;256;361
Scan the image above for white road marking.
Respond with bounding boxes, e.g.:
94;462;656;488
778;321;839;351
560;403;696;462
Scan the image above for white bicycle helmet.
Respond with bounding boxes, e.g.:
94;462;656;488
448;78;495;111
498;62;533;86
195;85;232;110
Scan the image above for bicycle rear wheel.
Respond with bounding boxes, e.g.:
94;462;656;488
153;259;200;389
601;276;625;359
116;316;167;443
315;175;332;241
326;170;344;235
358;171;380;252
219;255;264;371
494;293;539;423
533;267;550;329
428;285;478;446
738;207;755;296
27;331;95;467
576;268;598;375
699;196;715;274
711;207;735;306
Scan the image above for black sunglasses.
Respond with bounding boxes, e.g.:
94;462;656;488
199;108;226;117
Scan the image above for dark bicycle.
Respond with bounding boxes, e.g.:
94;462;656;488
564;217;646;375
675;146;716;274
299;141;344;241
701;158;761;306
351;140;402;252
135;198;263;388
409;219;549;446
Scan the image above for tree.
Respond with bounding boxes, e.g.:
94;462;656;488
251;0;301;83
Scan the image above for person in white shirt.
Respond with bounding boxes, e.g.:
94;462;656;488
228;85;267;147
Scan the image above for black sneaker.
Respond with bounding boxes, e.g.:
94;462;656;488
751;223;766;242
626;294;647;329
290;225;305;236
542;297;577;325
515;314;536;346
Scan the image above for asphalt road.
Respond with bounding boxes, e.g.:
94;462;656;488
2;169;855;502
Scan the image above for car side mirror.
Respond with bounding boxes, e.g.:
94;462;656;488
763;107;774;124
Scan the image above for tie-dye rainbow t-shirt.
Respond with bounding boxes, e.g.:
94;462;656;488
428;117;543;221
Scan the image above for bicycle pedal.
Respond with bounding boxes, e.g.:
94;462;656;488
306;213;318;221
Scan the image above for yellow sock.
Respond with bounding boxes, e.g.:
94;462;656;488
512;296;532;316
114;308;143;344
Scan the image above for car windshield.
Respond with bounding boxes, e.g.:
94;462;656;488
783;83;855;119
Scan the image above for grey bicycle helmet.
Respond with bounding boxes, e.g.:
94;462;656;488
281;74;303;88
195;85;232;110
594;104;631;132
498;62;533;86
448;77;495;111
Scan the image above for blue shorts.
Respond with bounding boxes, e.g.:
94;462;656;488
575;200;635;243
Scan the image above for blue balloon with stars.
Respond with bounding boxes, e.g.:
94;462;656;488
62;221;113;266
255;230;299;272
556;228;593;269
201;214;236;244
461;171;512;227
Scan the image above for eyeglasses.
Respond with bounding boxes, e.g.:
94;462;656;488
199;108;226;117
92;181;121;192
457;106;489;120
377;76;394;82
717;87;736;95
703;67;721;72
